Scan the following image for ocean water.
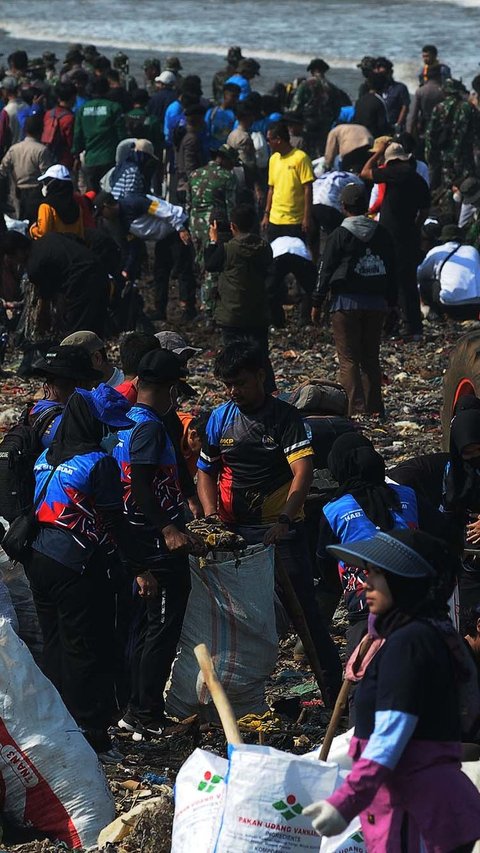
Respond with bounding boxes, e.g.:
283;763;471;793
1;0;479;94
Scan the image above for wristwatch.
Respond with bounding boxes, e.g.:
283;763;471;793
278;513;292;527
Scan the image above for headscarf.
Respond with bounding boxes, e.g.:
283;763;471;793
46;391;103;467
328;432;401;530
444;395;480;514
43;178;80;224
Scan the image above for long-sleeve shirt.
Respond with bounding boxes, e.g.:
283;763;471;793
73;97;126;166
0;136;52;189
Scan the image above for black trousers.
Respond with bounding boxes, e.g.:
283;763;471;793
220;325;276;394
394;241;423;335
128;557;191;724
154;232;197;316
266;253;317;327
26;549;115;735
237;522;343;705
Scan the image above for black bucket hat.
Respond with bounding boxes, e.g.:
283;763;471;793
31;345;102;381
327;529;437;578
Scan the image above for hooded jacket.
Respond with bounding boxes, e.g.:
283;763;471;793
313;214;396;306
204;233;273;327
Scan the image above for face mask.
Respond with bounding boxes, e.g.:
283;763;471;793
41;184;48;198
100;429;118;453
453;191;462;204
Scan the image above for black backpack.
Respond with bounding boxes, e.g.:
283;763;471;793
0;405;63;523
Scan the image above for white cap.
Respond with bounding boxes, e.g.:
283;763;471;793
37;164;72;182
154;70;176;85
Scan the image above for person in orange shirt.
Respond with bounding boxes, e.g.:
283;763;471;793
177;410;210;478
30;164;85;239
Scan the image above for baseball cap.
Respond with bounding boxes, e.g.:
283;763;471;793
60;331;105;354
440;223;462;242
165;55;183;71
134;138;158;159
216;143;239;163
384;142;410;163
138;349;197;397
326;530;436;578
154;330;202;359
37;164;72;183
31;345;102;381
341;182;367;208
369;134;393;152
75;384;134;428
155;70;176;85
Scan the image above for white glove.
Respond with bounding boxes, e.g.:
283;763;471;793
302;800;348;836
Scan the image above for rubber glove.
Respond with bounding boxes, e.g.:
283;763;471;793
302;801;348;836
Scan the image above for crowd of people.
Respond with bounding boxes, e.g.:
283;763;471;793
2;40;480;851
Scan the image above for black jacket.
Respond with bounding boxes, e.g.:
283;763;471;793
313;215;396;307
205;233;273;327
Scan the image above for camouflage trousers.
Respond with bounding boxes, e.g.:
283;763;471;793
190;220;218;317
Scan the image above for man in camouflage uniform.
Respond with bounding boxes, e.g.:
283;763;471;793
425;78;479;193
113;52;138;95
187;144;238;318
212;46;243;104
292;58;346;158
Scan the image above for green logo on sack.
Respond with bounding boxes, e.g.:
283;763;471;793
197;770;223;793
351;831;364;843
272;793;303;821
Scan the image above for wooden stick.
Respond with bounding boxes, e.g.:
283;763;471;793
194;643;243;746
319;635;374;762
274;550;328;706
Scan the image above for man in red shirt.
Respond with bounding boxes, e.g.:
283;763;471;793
41;83;76;168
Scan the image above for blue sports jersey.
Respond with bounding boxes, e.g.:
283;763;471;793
33;448;124;572
322;485;418;616
205;106;236;150
113;404;184;564
30;399;64;448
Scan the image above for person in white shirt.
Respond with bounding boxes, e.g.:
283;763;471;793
312;170;365;234
267;236;317;327
417;224;480;318
60;331;125;387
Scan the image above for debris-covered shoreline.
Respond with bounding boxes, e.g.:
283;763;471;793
0;305;469;852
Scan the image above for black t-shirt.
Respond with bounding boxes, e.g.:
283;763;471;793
355;620;461;743
354;93;389;138
372;161;430;242
198;396;314;525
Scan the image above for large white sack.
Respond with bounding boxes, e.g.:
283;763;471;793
0;546;42;660
166;544;278;720
0;618;114;849
171;748;227;853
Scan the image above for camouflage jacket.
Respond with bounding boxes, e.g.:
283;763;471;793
187;161;237;226
425;96;479;168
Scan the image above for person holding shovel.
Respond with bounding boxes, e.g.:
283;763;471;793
304;529;480;851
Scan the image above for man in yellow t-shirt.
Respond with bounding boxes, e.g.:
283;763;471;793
261;121;314;240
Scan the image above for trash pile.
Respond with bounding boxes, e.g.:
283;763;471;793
0;308;472;852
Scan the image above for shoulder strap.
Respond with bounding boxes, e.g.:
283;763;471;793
438;243;461;284
33;466;56;512
31;405;63;439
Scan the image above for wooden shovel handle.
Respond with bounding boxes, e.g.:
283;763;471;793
194;643;243;746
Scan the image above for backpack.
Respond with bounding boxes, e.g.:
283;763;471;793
0;405;63;523
41;108;69;160
251;130;269;169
